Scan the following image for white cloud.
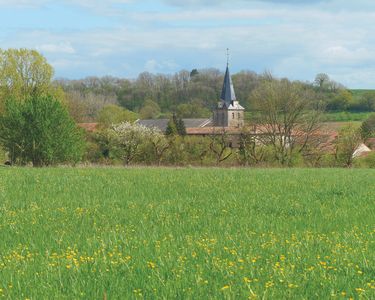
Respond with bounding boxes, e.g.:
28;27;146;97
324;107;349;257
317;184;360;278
145;59;179;73
37;42;75;54
2;0;375;87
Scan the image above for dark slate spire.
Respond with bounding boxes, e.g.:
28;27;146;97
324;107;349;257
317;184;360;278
220;50;236;105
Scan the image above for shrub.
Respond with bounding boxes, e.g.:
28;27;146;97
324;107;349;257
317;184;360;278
353;151;375;168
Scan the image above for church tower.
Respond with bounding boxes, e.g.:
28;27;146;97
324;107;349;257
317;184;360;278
213;51;245;128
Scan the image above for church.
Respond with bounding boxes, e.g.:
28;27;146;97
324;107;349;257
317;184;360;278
137;60;245;133
213;62;245;128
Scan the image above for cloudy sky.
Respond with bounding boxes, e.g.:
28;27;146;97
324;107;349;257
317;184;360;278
1;0;375;88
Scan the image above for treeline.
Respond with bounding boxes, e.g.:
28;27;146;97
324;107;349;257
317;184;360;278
56;71;375;124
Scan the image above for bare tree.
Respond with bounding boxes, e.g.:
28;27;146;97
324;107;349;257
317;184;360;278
238;130;266;166
251;77;323;166
209;129;233;165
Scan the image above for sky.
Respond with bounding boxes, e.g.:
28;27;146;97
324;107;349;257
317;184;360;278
1;0;375;88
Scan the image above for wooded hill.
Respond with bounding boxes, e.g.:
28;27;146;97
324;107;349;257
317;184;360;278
55;70;375;123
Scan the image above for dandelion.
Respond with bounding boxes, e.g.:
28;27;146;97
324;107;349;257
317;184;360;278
147;261;156;269
221;285;230;291
244;277;252;284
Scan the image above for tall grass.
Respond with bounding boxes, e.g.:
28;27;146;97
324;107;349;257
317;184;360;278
0;168;374;299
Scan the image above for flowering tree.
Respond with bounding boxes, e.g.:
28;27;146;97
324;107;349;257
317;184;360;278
112;122;151;165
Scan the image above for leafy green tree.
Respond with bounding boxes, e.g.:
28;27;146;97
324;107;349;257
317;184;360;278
165;117;178;136
183;136;211;166
360;92;375;111
93;128;118;161
327;90;352;111
360;114;375;140
176;118;186;136
166;114;186;136
0;95;84;166
190;69;199;78
0;49;55;108
97;104;138;127
176;100;211;118
139;99;161;119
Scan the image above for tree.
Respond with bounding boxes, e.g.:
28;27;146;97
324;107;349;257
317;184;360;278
0;95;84;166
93;128;118;161
97;104;138;127
238;131;266;166
176;118;187;136
183;136;210;166
360;114;375;140
209;129;233;165
0;49;55;107
165;114;186;136
314;73;330;89
148;127;170;165
190;69;199;78
176;100;211;118
251;77;323;166
327;90;352;111
360;92;375;111
165;117;178;136
111;122;150;165
139;99;161;119
334;124;363;167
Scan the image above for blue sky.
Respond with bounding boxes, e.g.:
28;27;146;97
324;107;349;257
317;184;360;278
1;0;375;88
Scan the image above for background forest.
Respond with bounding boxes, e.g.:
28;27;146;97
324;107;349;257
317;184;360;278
56;70;375;124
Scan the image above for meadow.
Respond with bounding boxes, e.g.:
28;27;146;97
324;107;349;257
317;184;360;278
0;168;374;299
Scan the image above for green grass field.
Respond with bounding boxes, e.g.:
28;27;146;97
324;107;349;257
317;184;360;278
321;112;372;123
0;168;374;299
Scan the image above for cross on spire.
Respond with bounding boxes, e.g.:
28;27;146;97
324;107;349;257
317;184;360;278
226;48;230;67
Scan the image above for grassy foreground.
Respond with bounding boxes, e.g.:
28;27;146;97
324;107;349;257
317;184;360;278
0;168;374;299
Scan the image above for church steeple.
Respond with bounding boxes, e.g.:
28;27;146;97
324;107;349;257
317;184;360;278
220;49;236;106
220;65;237;106
213;49;245;128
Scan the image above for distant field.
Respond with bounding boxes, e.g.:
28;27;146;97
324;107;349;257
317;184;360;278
0;168;374;299
245;111;372;123
322;112;372;123
351;89;374;99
